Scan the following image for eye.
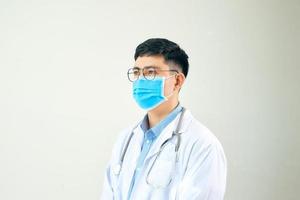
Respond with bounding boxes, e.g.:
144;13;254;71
133;68;140;76
144;67;156;76
127;68;141;82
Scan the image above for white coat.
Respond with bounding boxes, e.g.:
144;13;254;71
101;109;227;200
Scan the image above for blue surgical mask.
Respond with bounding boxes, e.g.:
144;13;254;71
132;76;174;110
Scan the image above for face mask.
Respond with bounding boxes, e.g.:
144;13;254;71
132;75;175;110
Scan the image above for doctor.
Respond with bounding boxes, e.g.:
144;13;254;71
101;38;227;200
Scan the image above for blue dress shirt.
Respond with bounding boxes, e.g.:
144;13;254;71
127;104;183;199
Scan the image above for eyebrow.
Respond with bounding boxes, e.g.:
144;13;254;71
133;66;160;69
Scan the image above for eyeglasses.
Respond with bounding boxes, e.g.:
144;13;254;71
127;66;178;82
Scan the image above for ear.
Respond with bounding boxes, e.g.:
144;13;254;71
174;73;185;91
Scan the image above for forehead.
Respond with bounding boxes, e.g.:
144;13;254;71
134;55;169;69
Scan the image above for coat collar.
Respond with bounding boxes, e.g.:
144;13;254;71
140;104;183;141
132;109;193;163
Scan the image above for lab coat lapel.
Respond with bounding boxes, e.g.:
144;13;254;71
144;110;192;163
125;126;143;161
145;121;175;161
120;125;144;198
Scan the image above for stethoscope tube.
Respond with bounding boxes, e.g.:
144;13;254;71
113;107;186;176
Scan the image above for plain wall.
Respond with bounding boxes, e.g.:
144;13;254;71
0;0;299;199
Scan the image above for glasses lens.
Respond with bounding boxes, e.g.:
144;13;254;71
127;68;140;82
143;67;156;80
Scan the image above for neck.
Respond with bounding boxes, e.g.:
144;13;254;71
147;98;179;128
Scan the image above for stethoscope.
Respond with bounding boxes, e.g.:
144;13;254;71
112;107;186;188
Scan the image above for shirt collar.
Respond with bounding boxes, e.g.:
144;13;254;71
140;103;183;141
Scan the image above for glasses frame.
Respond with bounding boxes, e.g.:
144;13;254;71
127;66;179;82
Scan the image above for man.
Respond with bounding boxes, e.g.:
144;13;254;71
101;38;227;199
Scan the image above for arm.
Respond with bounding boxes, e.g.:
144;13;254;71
100;127;132;200
100;163;114;200
177;139;227;200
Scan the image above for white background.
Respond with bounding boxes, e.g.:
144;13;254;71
0;0;299;199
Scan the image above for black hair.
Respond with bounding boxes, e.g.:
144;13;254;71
134;38;189;77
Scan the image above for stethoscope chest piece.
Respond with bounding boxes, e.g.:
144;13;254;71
113;164;121;175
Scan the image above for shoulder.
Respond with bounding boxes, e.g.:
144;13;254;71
179;110;227;173
111;121;141;155
113;125;134;149
182;110;225;154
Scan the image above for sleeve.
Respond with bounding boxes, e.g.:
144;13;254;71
100;127;132;200
176;139;227;200
100;162;114;200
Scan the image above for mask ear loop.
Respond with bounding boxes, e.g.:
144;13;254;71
144;76;172;111
164;74;177;99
